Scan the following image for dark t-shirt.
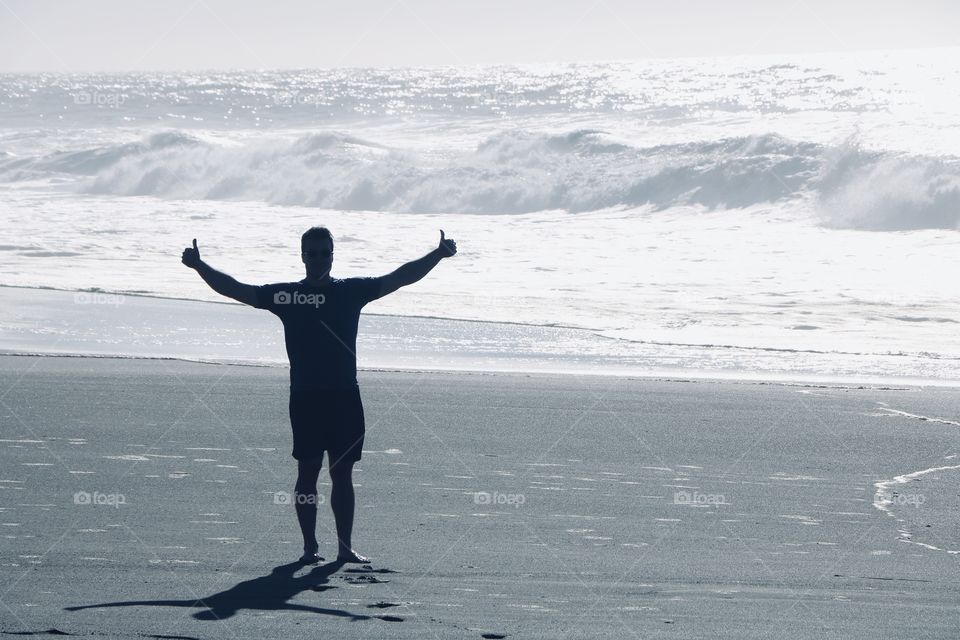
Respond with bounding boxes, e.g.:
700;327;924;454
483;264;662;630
254;277;384;390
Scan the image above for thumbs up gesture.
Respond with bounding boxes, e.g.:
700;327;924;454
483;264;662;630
181;238;202;270
438;230;457;257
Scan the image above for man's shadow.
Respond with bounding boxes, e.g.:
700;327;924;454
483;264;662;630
65;560;375;621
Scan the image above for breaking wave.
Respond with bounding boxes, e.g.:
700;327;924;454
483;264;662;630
1;129;958;229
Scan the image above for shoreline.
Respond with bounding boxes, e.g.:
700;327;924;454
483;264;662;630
6;281;956;361
0;283;598;332
3;283;959;388
0;350;927;391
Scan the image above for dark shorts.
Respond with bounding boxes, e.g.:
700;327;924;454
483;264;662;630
288;387;365;464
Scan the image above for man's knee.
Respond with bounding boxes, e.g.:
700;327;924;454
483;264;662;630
298;455;323;473
296;457;322;491
328;460;354;484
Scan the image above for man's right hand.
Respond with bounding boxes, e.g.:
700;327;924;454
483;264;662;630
181;238;202;270
438;230;457;257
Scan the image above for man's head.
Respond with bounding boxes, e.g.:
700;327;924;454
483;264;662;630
301;226;334;280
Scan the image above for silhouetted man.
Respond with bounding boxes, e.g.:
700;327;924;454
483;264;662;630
182;227;457;563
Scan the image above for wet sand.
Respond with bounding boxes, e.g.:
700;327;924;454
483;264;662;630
1;355;959;638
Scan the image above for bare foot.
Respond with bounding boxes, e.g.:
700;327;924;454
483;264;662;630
337;549;370;563
299;545;324;564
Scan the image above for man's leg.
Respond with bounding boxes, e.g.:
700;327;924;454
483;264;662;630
295;456;323;562
329;459;368;563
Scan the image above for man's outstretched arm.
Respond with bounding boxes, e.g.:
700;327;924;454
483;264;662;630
181;238;260;307
378;230;457;298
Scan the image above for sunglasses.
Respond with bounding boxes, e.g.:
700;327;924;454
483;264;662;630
302;249;334;258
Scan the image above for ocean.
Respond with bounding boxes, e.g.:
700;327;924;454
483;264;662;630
2;47;960;383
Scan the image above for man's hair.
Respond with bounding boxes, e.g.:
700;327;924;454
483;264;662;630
301;226;333;249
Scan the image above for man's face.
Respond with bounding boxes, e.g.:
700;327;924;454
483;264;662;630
301;237;334;278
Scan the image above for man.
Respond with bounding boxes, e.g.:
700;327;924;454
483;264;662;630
181;227;457;564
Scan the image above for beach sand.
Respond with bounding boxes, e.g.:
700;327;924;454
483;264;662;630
1;355;959;638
